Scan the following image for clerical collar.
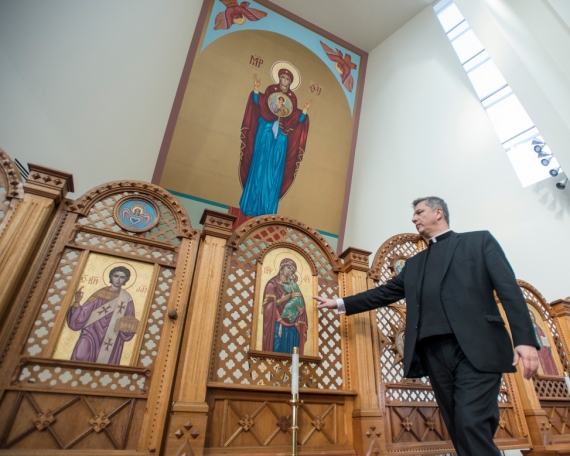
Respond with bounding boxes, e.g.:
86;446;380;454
429;229;452;245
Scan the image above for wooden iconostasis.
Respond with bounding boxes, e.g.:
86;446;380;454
0;179;199;453
0;148;570;456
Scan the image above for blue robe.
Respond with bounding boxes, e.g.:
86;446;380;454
239;93;306;217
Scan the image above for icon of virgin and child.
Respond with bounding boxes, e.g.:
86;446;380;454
66;266;140;365
239;62;312;218
262;258;308;355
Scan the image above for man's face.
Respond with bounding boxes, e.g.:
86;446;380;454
280;75;291;89
411;201;442;237
110;272;128;288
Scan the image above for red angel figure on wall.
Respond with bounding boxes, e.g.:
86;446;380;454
214;0;268;30
320;41;357;92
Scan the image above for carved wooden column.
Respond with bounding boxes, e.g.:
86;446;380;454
340;247;386;456
164;209;236;456
0;163;73;326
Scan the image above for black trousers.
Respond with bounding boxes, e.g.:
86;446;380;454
420;335;502;456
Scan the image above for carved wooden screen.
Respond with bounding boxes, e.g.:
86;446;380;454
0;148;24;237
368;233;530;455
204;216;359;454
518;280;570;445
0;181;199;454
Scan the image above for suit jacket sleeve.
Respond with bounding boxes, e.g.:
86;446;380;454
483;231;539;349
343;266;406;316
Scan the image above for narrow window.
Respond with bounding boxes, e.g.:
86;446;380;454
434;0;562;187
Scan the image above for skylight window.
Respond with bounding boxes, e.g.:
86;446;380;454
433;0;563;187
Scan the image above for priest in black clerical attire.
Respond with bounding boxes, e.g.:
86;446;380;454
314;196;539;456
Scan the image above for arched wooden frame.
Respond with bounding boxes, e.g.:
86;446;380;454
0;179;199;453
249;241;320;362
66;180;194;239
207;214;345;392
368;233;425;282
518;280;554;320
227;214;342;273
0;148;25;235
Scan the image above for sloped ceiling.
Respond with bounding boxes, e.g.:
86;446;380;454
269;0;434;52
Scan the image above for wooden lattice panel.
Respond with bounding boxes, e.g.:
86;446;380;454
15;360;148;397
369;233;425;287
519;280;570;377
135;266;174;369
73;230;175;265
370;234;425;389
210;222;344;390
74;193;181;246
23;248;83;358
535;377;570;401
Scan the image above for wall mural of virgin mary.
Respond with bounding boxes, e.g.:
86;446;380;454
261;258;308;355
239;61;312;217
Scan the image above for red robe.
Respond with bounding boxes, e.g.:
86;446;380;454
239;84;310;199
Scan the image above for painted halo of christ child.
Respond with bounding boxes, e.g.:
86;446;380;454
67;266;139;365
262;258;308;355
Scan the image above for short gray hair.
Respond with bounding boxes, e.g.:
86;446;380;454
412;196;450;225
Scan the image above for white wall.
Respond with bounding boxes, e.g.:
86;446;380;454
455;0;570;173
0;0;203;197
343;6;570;301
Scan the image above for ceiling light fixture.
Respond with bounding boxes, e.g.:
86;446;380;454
556;178;568;190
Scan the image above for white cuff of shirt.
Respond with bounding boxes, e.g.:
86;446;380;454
336;298;346;314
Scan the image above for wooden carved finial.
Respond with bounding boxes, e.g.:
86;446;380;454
339;247;372;273
199;209;237;240
24;163;74;205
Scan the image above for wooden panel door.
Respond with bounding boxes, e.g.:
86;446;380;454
0;181;199;455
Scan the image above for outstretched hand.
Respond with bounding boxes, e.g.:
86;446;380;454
313;296;337;310
513;345;539;379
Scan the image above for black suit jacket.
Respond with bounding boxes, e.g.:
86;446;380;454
343;231;539;378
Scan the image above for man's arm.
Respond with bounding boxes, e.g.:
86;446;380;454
315;267;406;314
483;231;539;379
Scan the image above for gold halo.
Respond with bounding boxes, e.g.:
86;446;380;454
102;261;138;290
271;61;301;91
273;250;304;278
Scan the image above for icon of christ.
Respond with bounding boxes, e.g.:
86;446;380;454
66;266;140;365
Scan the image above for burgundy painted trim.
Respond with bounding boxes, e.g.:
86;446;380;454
258;0;367;56
336;52;368;255
151;0;212;185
